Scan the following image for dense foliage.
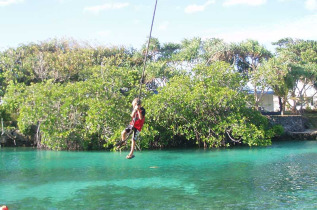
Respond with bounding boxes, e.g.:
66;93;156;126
142;62;273;148
2;60;139;150
0;37;316;150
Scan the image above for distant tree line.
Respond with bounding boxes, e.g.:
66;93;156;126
0;37;316;150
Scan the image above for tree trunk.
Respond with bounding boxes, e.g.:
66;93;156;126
36;121;41;148
278;97;284;115
282;98;287;116
254;86;259;110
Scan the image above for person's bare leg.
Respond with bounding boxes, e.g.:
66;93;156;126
117;130;128;148
127;138;135;158
121;130;127;141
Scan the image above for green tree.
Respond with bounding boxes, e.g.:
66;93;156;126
2;61;141;150
233;40;273;109
202;38;235;65
142;62;273;148
274;38;317;113
259;58;294;114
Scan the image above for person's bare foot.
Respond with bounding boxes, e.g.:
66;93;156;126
126;154;135;159
116;140;126;149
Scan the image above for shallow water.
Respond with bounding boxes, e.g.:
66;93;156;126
1;141;317;209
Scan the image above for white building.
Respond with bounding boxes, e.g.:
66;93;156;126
258;91;280;112
257;89;317;112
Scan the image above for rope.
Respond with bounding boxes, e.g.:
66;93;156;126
138;0;158;99
117;0;158;151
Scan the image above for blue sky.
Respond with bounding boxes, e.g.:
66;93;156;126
1;0;317;51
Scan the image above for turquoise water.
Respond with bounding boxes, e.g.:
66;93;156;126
1;141;317;209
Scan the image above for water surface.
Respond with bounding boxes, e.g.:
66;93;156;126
1;141;317;209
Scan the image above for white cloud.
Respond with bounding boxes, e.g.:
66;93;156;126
158;21;169;31
0;0;23;7
185;0;215;14
305;0;317;10
84;2;129;14
223;0;267;7
201;14;317;50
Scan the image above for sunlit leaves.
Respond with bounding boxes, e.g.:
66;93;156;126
143;62;273;148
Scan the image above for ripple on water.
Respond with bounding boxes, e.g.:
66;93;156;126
0;141;317;209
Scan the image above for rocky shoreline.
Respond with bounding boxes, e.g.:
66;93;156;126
278;129;317;141
267;115;317;141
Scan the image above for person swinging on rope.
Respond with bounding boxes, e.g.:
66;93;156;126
120;98;145;159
